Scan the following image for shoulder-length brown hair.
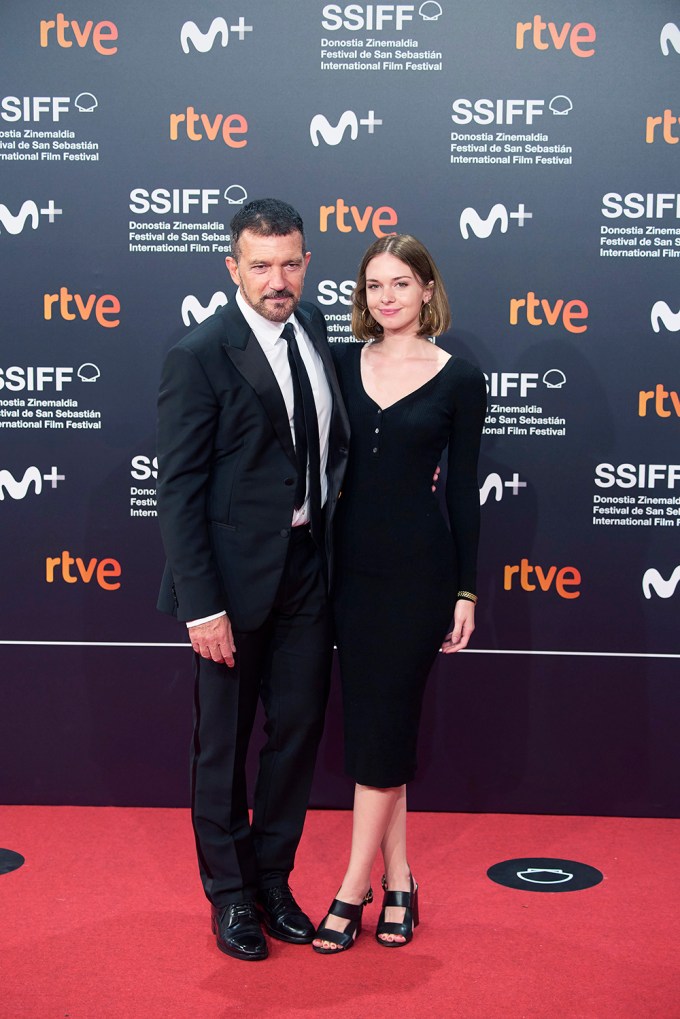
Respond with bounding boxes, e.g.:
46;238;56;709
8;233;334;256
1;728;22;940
351;234;452;341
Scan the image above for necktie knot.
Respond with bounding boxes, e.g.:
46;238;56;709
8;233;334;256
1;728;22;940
280;323;296;345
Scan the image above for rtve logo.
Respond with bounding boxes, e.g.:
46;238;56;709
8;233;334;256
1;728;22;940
1;96;98;123
660;23;680;56
515;16;596;57
651;301;680;333
643;566;680;599
504;559;581;598
460;203;532;240
310;110;382;147
646;110;680;144
479;472;527;505
169;108;247;146
39;14;117;54
181;291;228;327
0;199;62;235
180;16;252;53
510;292;588;333
320;199;398;236
638;385;680;418
321;5;417;31
45;551;122;590
0;465;65;501
43;288;120;327
131;456;158;481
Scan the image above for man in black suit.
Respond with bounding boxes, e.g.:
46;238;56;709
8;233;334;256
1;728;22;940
157;199;349;961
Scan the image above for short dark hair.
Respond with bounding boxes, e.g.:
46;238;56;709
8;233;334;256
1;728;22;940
230;198;305;261
351;234;452;340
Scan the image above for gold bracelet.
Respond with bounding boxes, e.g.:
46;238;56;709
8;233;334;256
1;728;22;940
457;590;478;604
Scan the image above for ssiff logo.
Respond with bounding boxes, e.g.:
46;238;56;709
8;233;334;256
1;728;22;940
1;96;97;122
321;5;418;31
180;16;252;53
660;24;680;56
0;200;62;235
651;302;680;333
310;111;382;146
45;551;122;590
515;16;596;57
39;14;118;54
181;292;228;326
643;566;680;599
0;466;64;501
460;203;532;239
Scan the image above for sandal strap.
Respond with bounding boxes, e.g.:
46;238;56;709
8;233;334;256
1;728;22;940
327;897;364;922
382;890;412;909
377;920;410;936
314;924;355;949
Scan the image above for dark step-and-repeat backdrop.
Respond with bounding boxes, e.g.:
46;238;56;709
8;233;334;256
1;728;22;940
1;2;678;815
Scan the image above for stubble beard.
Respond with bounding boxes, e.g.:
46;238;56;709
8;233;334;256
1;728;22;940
240;283;300;323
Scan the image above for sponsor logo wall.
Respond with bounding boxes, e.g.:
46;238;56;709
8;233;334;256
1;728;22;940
1;1;677;810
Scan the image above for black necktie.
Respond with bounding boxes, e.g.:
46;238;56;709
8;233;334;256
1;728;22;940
281;323;322;542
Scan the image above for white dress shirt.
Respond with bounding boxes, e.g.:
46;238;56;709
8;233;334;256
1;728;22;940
187;290;333;629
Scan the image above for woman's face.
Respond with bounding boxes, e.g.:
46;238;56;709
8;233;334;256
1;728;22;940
364;252;433;334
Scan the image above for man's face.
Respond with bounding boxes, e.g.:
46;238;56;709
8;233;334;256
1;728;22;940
226;229;311;323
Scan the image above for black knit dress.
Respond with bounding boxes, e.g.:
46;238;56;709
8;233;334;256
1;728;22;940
331;342;486;788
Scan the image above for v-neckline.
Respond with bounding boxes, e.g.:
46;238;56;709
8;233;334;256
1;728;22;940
357;345;455;412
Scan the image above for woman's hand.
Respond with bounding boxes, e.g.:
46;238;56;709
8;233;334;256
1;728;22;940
441;599;475;653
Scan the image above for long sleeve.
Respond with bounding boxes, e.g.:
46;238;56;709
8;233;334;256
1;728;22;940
156;343;224;621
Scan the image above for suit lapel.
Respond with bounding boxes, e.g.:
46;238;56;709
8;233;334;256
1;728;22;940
219;301;297;467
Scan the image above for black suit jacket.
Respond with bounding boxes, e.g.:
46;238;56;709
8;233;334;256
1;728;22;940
156;297;350;631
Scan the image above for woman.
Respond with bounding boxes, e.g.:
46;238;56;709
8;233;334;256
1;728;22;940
312;235;486;954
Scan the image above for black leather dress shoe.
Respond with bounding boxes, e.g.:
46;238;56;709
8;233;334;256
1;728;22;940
257;885;315;944
211;902;268;961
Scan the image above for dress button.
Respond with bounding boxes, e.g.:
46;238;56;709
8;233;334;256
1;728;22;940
372;447;378;453
280;528;289;537
374;427;379;433
284;477;295;486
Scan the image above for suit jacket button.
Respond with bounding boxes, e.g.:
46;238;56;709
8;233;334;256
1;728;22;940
284;477;295;486
280;528;289;538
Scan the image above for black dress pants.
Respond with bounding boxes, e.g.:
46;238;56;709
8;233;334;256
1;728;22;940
190;527;332;907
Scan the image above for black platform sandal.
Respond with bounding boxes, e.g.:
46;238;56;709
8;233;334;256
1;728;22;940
312;888;373;955
376;874;419;947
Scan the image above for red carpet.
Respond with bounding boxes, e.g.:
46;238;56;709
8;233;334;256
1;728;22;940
1;807;678;1018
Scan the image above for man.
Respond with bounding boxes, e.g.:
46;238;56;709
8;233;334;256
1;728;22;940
156;199;350;961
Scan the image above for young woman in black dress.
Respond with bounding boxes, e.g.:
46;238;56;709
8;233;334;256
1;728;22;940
312;235;486;954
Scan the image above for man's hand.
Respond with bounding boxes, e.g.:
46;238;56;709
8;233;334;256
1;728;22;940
431;465;441;492
188;615;236;667
441;599;475;654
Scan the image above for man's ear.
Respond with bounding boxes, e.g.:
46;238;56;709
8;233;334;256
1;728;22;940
225;256;240;286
